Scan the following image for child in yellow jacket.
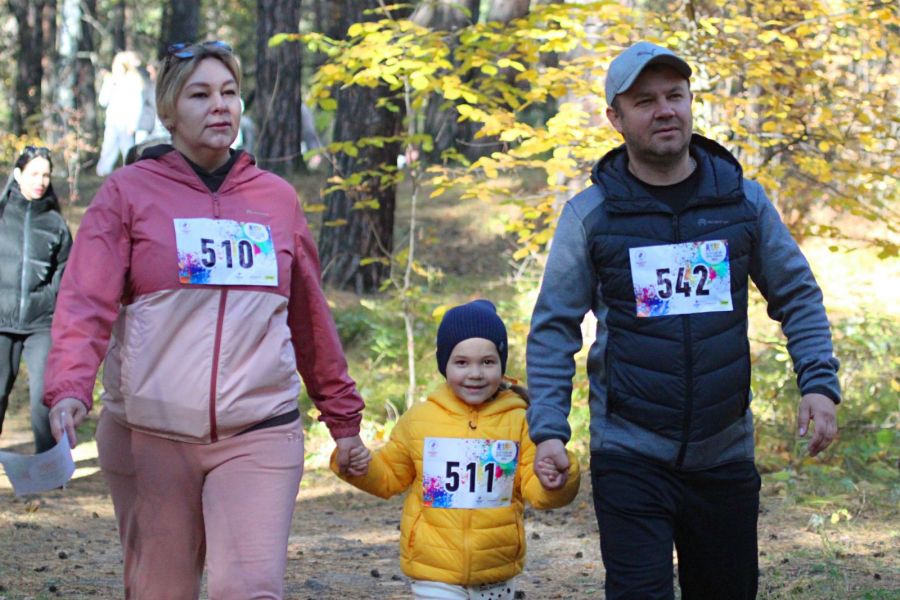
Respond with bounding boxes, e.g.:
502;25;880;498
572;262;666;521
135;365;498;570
332;300;580;599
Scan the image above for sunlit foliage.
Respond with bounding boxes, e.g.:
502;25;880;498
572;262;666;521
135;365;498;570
295;0;897;258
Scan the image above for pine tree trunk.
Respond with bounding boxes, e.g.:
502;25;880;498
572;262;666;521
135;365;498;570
486;0;529;22
317;0;407;294
415;0;472;163
318;85;402;293
76;0;99;155
8;0;45;135
254;0;302;176
158;0;199;52
56;0;79;112
112;0;126;51
458;0;531;161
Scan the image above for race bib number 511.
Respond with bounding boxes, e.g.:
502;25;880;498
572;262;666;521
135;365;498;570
175;218;278;286
422;437;518;509
629;240;733;317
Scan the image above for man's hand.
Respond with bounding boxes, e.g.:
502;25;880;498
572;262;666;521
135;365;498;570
335;435;371;476
48;397;88;449
534;438;569;490
798;393;838;457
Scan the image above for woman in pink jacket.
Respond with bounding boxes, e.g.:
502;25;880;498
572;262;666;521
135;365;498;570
44;41;370;599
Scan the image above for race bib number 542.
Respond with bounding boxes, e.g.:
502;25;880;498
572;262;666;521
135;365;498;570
629;240;733;317
422;437;518;509
175;218;278;286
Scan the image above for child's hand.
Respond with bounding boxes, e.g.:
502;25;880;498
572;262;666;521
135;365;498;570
535;457;566;488
335;435;371;476
534;439;569;490
347;443;372;476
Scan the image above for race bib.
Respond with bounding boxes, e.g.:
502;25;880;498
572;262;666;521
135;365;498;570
422;437;518;509
174;218;278;286
629;240;733;317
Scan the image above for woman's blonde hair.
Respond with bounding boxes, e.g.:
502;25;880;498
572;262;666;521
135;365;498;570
155;41;242;132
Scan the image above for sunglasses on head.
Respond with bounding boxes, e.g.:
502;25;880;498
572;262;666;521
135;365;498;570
166;40;233;59
24;145;51;157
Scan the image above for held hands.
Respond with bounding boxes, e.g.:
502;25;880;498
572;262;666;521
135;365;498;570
335;435;372;477
48;397;88;449
798;393;838;457
534;439;570;490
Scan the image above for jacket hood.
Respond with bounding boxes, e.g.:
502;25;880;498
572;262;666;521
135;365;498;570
122;145;265;194
2;180;60;215
428;382;527;417
591;134;745;209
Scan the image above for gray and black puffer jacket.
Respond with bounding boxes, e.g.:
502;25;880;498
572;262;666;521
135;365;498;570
527;135;840;470
0;181;72;334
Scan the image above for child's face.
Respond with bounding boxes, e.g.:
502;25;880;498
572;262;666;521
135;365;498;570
445;338;503;407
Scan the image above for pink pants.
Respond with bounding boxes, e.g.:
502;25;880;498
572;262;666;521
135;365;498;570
96;409;303;599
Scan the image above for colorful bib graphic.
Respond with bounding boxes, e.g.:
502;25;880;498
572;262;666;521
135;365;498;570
422;437;518;509
175;218;278;286
629;239;733;317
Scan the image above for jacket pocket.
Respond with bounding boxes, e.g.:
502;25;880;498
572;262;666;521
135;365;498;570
407;511;423;557
742;338;752;413
607;386;619;416
604;344;614;416
118;304;147;400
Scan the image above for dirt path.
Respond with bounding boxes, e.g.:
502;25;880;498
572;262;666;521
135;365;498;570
2;408;898;599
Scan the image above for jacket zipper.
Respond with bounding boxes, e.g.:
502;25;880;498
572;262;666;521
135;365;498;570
17;203;32;329
208;192;225;442
674;213;694;469
462;408;478;584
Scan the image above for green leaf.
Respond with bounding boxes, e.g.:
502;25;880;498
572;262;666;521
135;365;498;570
875;429;895;448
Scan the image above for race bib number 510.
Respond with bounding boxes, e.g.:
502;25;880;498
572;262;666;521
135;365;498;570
175;218;278;286
422;437;518;509
629;240;733;317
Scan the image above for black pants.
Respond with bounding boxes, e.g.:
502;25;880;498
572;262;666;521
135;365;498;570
591;452;760;600
0;331;54;453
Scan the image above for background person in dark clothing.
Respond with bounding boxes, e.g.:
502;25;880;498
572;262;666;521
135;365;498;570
0;146;72;453
526;41;840;599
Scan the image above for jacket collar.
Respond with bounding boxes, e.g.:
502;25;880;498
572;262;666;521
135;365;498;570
4;181;57;214
591;134;745;214
131;145;264;194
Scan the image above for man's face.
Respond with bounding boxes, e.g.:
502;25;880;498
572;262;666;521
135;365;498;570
606;65;693;168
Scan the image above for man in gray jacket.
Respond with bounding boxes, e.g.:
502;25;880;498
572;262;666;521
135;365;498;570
526;41;840;599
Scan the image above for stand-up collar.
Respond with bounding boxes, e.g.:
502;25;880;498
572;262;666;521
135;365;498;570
591;134;746;213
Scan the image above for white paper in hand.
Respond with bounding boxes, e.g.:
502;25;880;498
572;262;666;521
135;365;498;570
0;432;76;496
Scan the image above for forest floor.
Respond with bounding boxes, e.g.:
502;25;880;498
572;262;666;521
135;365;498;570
1;408;898;599
1;170;898;599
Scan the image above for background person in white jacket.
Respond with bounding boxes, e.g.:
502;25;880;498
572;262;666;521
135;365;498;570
96;51;145;176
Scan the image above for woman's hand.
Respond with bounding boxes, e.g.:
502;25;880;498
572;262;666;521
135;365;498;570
48;398;88;449
335;435;372;476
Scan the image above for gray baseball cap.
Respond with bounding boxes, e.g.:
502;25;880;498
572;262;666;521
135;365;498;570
605;41;692;106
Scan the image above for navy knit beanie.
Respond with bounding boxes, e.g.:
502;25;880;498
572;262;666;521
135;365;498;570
436;299;508;377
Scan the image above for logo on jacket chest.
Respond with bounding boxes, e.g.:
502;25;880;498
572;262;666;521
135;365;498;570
630;240;733;317
697;218;731;227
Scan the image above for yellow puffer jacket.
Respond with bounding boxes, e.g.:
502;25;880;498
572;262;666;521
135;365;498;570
332;383;580;586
